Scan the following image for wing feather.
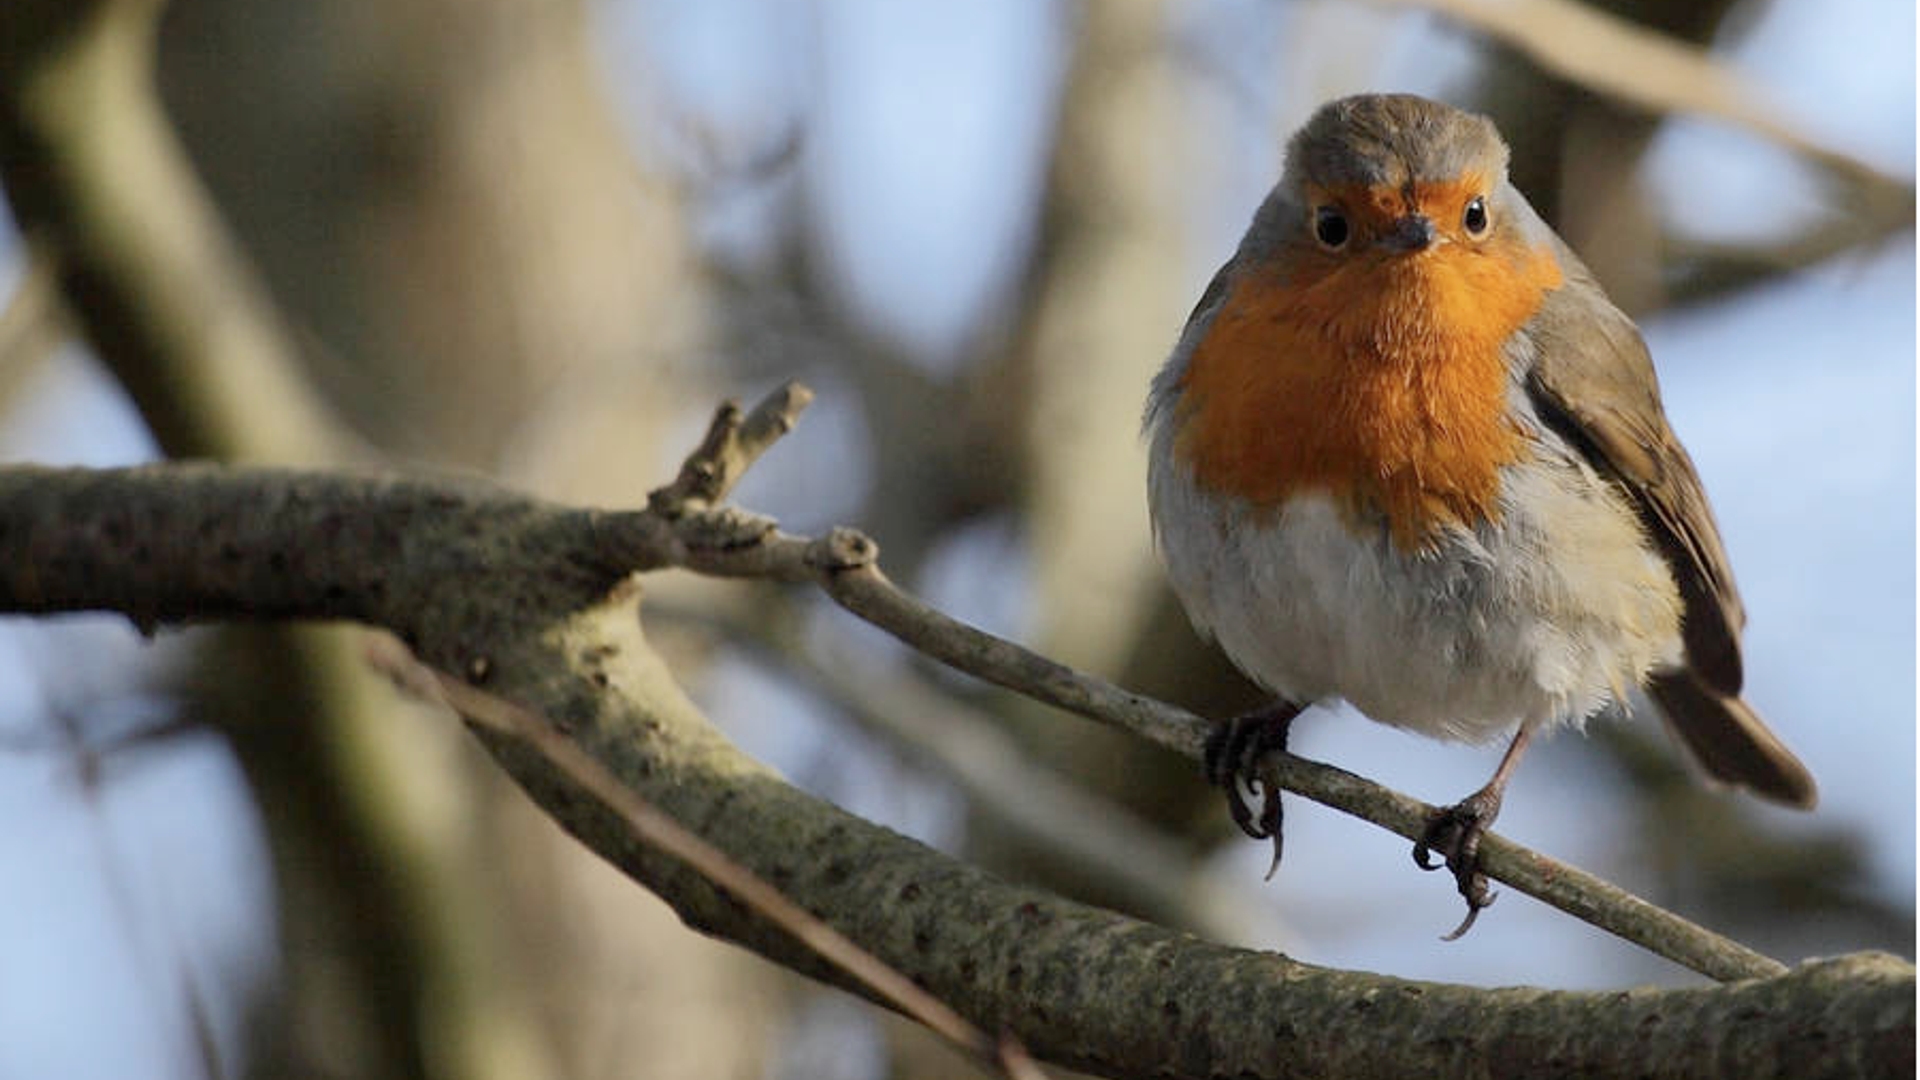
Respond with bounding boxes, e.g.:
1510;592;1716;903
1522;246;1746;695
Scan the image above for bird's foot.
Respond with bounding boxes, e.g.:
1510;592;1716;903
1203;700;1304;879
1413;787;1504;939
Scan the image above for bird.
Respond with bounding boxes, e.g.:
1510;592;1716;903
1143;92;1816;938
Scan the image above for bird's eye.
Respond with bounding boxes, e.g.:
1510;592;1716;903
1313;206;1349;250
1462;196;1489;236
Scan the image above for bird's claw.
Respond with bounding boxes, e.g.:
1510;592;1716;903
1203;703;1301;878
1414;793;1502;939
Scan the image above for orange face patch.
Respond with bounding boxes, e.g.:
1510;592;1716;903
1172;224;1563;548
1305;175;1490;244
1409;176;1490;231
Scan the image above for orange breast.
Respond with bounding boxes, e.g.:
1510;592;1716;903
1172;238;1564;548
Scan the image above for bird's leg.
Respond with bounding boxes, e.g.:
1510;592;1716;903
1203;699;1306;879
1415;726;1534;939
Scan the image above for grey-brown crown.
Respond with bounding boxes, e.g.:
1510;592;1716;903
1285;94;1509;192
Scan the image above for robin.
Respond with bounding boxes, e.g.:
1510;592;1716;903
1144;93;1816;937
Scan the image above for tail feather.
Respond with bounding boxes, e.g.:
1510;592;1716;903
1647;672;1817;809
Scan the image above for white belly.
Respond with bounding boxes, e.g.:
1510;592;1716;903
1146;441;1683;744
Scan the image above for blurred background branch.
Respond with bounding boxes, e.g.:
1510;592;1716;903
0;1;573;1077
1375;0;1913;308
0;246;66;415
1382;0;1909;193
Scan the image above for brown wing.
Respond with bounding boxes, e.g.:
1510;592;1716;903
1521;247;1745;696
1524;253;1815;808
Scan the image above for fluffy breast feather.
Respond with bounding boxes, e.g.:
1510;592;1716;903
1147;370;1684;740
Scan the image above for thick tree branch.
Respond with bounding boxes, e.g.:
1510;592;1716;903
0;432;1910;1078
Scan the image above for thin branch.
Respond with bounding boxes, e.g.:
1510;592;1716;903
365;636;1048;1080
658;519;1789;983
1664;229;1914;309
652;596;1278;942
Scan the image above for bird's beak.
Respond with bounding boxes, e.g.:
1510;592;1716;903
1380;214;1437;252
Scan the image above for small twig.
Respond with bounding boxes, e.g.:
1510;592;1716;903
364;636;1050;1080
649;381;815;517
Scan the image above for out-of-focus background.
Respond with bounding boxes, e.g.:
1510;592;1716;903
0;0;1910;1077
